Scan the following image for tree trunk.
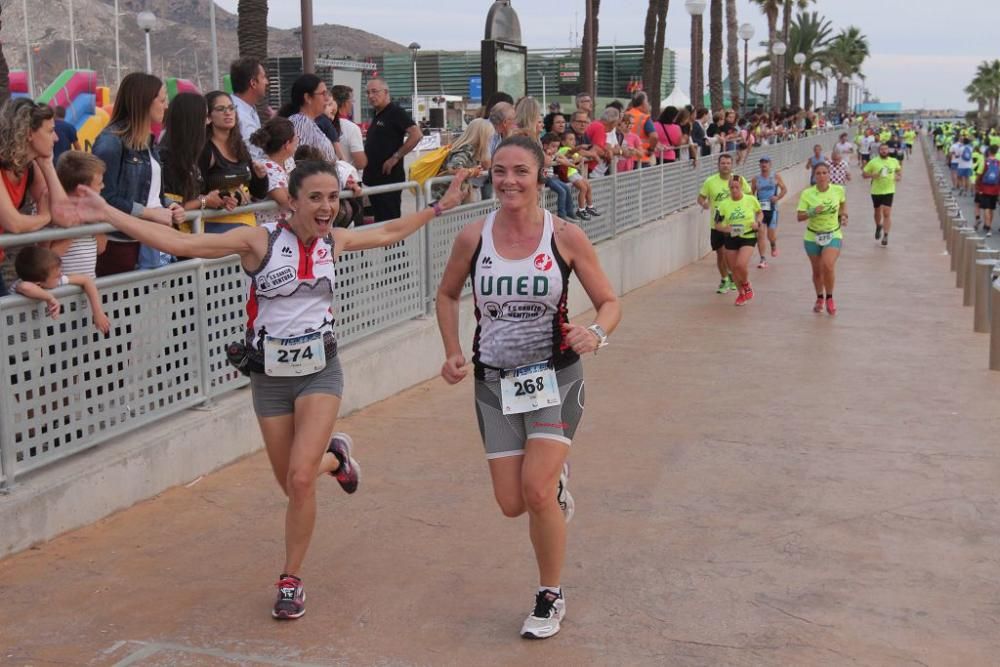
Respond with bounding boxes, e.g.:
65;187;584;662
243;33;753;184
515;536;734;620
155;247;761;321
837;80;849;115
650;0;669;111
778;0;792;109
0;8;9;105
726;0;740;111
765;7;778;110
708;0;723;111
690;14;704;108
803;76;811;111
582;0;602;96
641;1;657;99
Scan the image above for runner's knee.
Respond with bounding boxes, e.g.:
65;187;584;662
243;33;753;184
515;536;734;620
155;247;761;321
522;479;557;513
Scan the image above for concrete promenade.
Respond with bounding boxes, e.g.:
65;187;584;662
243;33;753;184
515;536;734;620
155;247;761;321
2;144;998;666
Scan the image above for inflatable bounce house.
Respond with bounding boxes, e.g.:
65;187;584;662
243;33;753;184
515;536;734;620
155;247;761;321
8;70;202;151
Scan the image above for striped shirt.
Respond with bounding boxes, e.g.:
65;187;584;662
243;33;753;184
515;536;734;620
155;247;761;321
289;113;337;163
59;236;99;278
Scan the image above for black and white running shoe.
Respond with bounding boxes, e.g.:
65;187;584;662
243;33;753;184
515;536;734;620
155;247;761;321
521;589;566;639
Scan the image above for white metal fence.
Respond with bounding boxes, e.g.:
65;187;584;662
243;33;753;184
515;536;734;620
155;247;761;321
0;129;839;489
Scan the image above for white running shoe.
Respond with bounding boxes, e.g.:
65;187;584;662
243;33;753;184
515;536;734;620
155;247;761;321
521;590;566;639
557;463;575;524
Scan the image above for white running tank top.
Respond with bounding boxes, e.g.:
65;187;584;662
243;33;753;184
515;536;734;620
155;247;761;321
244;222;337;360
471;209;577;380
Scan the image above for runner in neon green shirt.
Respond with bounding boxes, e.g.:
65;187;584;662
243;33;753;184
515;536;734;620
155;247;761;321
904;129;916;156
714;178;762;306
863;143;902;247
797;162;848;314
698;153;752;294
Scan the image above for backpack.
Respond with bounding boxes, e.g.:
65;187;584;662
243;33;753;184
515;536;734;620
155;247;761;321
408;145;451;186
962;145;973;162
983;158;1000;186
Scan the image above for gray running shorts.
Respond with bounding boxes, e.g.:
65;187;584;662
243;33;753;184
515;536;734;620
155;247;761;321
250;355;344;418
474;360;585;459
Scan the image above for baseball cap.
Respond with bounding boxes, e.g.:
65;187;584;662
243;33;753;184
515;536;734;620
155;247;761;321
759;155;772;163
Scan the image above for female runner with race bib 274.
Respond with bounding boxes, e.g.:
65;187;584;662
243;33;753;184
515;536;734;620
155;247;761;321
436;135;621;640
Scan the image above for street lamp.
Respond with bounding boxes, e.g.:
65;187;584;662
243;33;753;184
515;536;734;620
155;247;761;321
738;22;755;111
822;66;832;109
792;53;806;108
809;61;821;111
538;70;547;110
770;40;786;109
685;0;707;110
136;11;157;74
409;42;421;122
20;0;35;96
208;0;220;89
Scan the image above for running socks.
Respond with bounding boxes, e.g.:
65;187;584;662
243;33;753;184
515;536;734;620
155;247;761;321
539;586;562;596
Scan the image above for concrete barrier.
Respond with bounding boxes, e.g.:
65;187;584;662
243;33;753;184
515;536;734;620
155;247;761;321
959;235;985;293
991;282;1000;370
974;260;999;333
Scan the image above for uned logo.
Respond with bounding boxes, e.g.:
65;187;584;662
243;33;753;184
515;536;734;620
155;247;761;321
534;253;553;271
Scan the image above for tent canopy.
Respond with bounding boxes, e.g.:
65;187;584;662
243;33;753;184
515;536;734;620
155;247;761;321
661;85;691;110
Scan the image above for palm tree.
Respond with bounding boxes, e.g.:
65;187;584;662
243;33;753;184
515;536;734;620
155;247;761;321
582;0;603;95
690;12;704;108
751;0;781;109
966;80;988;131
778;0;813;108
825;27;869;115
748;10;831;109
237;0;269;61
972;59;1000;128
708;0;724;110
726;0;740;111
641;0;670;110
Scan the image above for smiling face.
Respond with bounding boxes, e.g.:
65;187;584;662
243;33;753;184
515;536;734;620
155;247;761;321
290;172;340;240
491;145;541;209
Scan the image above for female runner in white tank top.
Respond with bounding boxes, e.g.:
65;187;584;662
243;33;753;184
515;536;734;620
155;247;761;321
437;135;622;639
76;160;470;620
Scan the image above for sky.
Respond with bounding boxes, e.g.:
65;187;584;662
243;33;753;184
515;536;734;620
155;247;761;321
215;0;1000;110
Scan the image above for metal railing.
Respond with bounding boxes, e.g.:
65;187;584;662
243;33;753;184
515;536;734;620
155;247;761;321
0;129;840;489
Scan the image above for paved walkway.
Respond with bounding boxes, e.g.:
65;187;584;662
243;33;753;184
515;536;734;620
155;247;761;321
2;146;998;666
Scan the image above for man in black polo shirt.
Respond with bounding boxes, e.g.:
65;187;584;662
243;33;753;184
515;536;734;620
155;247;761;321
363;77;422;222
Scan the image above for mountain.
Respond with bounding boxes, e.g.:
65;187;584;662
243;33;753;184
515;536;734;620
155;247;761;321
1;0;406;94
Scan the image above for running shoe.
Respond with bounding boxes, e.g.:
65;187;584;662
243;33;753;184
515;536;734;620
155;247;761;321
272;575;305;620
826;297;837;315
327;432;361;494
771;247;779;258
757;258;768;269
521;590;566;639
743;282;754;301
576;209;591;221
586;206;602;217
987;230;994;238
975;218;982;231
881;235;888;247
813;297;825;313
716;278;729;294
557;463;575;524
727;277;739;293
875;224;883;240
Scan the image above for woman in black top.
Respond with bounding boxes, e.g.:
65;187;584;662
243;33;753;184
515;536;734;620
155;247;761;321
199;91;268;233
159;93;227;227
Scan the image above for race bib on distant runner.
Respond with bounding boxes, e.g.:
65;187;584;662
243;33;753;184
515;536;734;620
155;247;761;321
730;224;745;237
760;200;771;211
500;361;561;415
815;232;833;247
264;331;326;376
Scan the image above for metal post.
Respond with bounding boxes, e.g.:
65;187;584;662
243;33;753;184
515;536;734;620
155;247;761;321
21;0;34;97
0;301;15;491
540;72;547;110
742;39;748;112
974;259;999;333
209;0;220;89
114;0;121;89
69;0;77;69
991;281;1000;370
144;30;153;74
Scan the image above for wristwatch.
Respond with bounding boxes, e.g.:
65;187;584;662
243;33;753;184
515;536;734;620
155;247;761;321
586;323;609;352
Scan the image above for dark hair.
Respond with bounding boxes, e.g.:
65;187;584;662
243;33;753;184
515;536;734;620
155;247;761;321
658;106;679;125
330;84;353;107
696;107;709;120
606;100;624;112
230;57;263;95
493;134;546;184
205;91;251;165
288;159;339;198
561;130;575;141
251;117;296;156
628;92;648;109
542;112;564;133
15;246;61;283
54;105;67;119
540;132;561;145
162;92;208;201
717;152;734;164
482;91;515;118
294;144;325;163
56;150;106;193
109;72;163;150
278;74;324;118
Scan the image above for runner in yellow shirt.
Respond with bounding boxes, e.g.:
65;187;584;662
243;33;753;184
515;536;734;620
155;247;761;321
862;143;903;247
797;163;848;315
698;153;752;293
714;177;763;306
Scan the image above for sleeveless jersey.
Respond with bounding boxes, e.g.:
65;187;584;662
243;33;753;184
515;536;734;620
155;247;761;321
471;210;578;380
755;174;777;203
244;222;337;361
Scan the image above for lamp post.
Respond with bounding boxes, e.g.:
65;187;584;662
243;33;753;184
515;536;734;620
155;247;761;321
810;60;821;111
539;70;547;110
137;11;156;74
21;0;34;97
770;40;786;110
822;66;832;110
409;42;421;122
685;0;707;109
793;52;806;109
68;0;77;69
208;0;220;89
113;0;122;88
738;22;755;112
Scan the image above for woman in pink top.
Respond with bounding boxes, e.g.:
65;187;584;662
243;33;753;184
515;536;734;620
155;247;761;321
617;115;643;172
654;106;684;164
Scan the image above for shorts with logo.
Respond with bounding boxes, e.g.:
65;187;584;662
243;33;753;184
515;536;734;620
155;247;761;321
250;355;344;418
474;360;585;459
724;235;758;251
871;193;894;208
710;228;727;251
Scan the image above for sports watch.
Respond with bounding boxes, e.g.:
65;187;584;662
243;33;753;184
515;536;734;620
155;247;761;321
586;323;609;352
